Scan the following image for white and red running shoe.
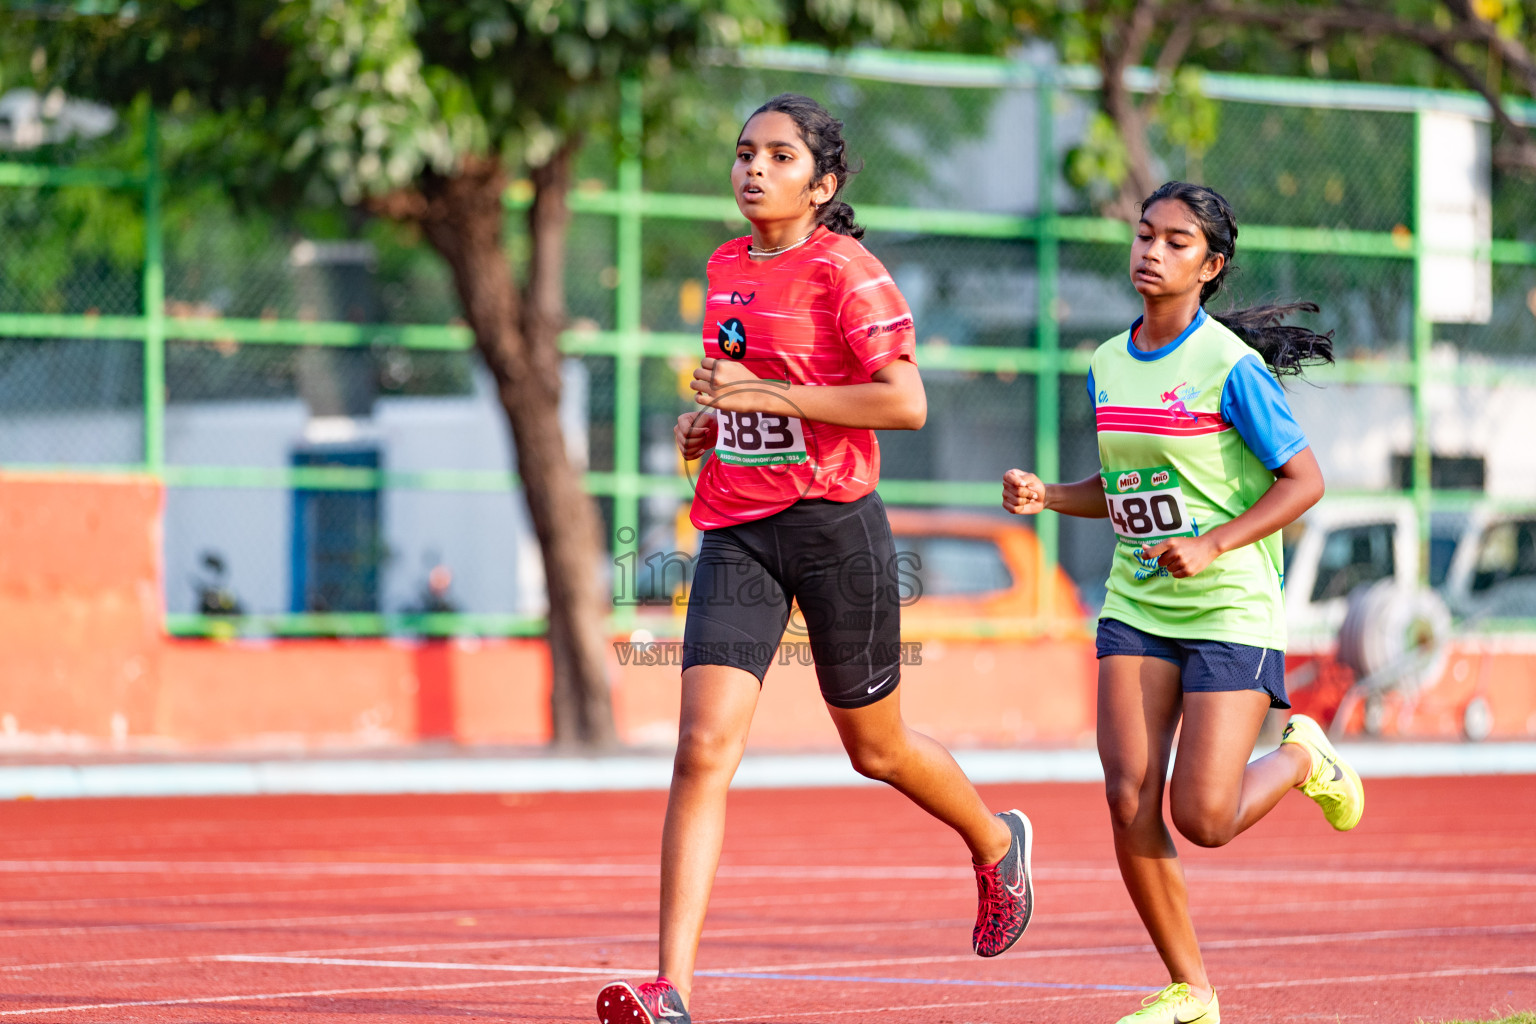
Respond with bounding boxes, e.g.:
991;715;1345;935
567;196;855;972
972;809;1035;956
596;978;690;1024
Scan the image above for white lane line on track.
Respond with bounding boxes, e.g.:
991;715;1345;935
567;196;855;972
8;895;1534;975
711;992;1123;1021
1231;963;1536;989
707;920;1536;973
2;952;1530;1018
0;907;499;938
706;965;1536;1022
216;955;640;975
6;960;1493;1023
11;956;1523;1023
10;881;1527;937
0;935;664;974
196;921;1536;977
0;974;597;1017
6;859;1536;889
0;881;467;912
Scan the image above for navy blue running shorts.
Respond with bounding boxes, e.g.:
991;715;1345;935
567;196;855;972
682;492;903;709
1095;617;1290;709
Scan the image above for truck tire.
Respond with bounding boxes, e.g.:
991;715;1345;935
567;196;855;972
1336;579;1451;698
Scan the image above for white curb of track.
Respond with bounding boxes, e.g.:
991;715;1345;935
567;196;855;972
1;743;1534;800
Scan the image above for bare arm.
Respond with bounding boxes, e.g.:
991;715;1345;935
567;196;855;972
1142;447;1324;578
691;355;926;430
1002;469;1110;519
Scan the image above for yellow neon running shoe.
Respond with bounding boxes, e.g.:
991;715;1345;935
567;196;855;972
1281;713;1365;831
1114;982;1220;1023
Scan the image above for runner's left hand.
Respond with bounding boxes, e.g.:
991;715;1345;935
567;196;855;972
1139;535;1220;578
692;356;761;411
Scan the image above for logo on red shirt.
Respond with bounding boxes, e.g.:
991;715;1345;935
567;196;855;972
717;318;747;360
717;318;747;359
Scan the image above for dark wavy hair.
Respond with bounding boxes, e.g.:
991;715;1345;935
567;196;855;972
1141;181;1334;377
744;93;863;239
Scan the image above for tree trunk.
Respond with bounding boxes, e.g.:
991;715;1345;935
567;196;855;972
1099;0;1161;220
405;155;617;749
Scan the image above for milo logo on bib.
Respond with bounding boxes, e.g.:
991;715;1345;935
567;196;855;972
1102;464;1197;546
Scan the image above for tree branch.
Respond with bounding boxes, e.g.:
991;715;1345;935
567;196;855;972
1441;0;1536;102
1166;1;1492;47
1099;0;1165;215
1170;1;1536;173
1421;34;1536;171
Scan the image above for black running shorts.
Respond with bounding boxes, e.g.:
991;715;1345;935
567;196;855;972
682;492;904;709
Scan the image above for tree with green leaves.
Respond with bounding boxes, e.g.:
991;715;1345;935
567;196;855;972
1016;0;1536;217
4;0;1028;747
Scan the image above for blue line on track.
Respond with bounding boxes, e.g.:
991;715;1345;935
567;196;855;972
695;971;1142;992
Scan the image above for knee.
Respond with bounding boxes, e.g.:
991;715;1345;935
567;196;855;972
1170;802;1236;848
1102;772;1158;833
673;725;745;781
843;737;905;783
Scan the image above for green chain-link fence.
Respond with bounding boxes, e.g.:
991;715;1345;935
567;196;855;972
3;49;1536;635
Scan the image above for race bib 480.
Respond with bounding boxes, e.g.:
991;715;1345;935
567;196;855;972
715;411;808;466
1102;465;1197;543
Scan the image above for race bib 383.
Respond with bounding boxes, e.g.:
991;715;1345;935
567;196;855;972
715;411;808;466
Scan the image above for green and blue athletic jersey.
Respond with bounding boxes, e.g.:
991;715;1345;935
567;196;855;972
1086;308;1308;650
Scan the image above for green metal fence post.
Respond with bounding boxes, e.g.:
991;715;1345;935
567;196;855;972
612;79;643;619
1411;109;1433;583
142;108;165;474
1034;74;1062;624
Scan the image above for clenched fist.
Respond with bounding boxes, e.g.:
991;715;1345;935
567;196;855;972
1002;468;1046;515
675;410;717;461
1138;535;1221;578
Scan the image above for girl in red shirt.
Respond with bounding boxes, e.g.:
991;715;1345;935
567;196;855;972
595;94;1037;1024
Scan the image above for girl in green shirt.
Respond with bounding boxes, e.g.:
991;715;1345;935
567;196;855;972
1003;181;1363;1024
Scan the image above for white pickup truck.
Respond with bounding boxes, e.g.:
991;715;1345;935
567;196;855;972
1281;497;1536;740
1283;497;1536;651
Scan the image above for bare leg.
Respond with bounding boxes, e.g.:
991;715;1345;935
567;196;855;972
828;686;1012;865
1097;655;1211;999
656;665;761;1007
1170;691;1311;848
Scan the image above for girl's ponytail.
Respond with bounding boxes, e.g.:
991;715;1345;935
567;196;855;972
1210;303;1334;377
816;198;862;239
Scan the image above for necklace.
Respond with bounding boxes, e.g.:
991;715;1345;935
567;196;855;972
748;228;816;257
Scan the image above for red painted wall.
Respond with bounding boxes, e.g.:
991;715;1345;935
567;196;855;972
0;472;164;748
3;472;1532;754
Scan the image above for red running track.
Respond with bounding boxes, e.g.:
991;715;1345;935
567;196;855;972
0;777;1533;1023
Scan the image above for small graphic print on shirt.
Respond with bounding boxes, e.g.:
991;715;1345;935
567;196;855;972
1132;548;1171;581
717;317;747;359
1159;381;1202;423
864;317;914;339
730;291;756;305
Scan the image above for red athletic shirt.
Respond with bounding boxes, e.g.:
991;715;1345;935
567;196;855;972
690;226;917;530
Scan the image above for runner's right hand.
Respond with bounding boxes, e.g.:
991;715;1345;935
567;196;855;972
1002;468;1046;515
676;410;718;460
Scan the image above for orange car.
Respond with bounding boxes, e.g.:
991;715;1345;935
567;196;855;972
641;507;1087;639
886;509;1087;638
